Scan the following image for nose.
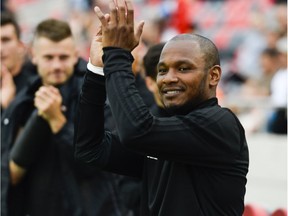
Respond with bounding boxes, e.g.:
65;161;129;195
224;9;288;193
162;69;178;84
51;58;62;70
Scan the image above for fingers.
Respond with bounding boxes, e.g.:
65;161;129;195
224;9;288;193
126;0;134;26
35;86;60;103
94;0;141;51
118;0;126;26
36;86;59;96
95;13;110;42
96;26;102;36
95;26;102;42
94;6;108;27
34;86;62;115
108;0;117;25
135;20;145;41
95;0;134;26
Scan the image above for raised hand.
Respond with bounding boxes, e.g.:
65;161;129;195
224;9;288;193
94;0;144;51
90;25;106;67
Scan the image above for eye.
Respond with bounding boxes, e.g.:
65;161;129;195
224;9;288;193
44;55;53;61
59;55;69;61
2;37;11;43
158;67;167;75
178;66;190;72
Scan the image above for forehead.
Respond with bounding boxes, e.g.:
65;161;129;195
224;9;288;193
159;40;204;64
0;24;17;37
33;37;76;55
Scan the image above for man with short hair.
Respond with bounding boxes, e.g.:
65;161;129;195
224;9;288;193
74;1;249;215
1;18;123;216
0;12;36;112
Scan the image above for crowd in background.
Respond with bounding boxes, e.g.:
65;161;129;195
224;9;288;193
1;0;287;215
2;0;287;135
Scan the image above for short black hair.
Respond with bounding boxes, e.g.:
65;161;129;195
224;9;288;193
143;42;166;81
170;34;220;70
1;11;21;39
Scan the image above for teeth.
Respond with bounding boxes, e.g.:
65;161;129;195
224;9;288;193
166;90;180;94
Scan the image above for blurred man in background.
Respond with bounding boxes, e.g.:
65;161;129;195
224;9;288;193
1;18;124;216
0;12;36;113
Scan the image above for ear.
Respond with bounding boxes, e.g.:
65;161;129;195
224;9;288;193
31;48;37;65
208;65;221;87
145;76;155;93
73;50;79;65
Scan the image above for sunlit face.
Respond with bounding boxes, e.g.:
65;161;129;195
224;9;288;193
32;37;78;86
0;24;24;75
157;40;213;110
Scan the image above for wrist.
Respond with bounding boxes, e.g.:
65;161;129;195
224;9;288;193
87;59;104;76
47;113;67;134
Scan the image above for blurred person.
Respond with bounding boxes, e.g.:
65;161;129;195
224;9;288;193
235;11;270;81
235;2;286;81
222;47;282;134
132;40;155;108
1;18;124;216
259;47;281;94
240;47;280;98
268;37;287;134
142;42;166;112
237;47;281;134
0;12;37;113
74;1;249;215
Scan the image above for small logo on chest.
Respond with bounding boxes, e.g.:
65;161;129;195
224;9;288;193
147;156;158;160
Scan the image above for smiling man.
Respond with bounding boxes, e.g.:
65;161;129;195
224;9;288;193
157;35;220;113
74;0;249;215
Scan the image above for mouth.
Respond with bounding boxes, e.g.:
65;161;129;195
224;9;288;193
51;71;65;77
161;88;184;98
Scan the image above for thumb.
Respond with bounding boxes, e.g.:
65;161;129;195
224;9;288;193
135;21;145;41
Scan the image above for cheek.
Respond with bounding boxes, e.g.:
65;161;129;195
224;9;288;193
156;76;163;88
186;79;203;95
37;67;48;78
36;61;51;76
64;61;76;74
37;61;50;70
4;43;17;55
64;57;76;68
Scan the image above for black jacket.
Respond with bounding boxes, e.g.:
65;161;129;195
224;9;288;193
1;59;124;216
74;48;249;216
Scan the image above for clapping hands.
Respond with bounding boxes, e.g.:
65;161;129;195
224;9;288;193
93;0;144;52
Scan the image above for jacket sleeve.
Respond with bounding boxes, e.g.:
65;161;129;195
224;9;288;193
10;110;52;168
74;70;144;178
102;47;247;167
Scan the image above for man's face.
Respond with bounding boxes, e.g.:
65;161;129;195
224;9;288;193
0;24;24;74
157;40;211;110
32;37;78;86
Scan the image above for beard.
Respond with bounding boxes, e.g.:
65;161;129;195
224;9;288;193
164;94;206;115
163;79;208;115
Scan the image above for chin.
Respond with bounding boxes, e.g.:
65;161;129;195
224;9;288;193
164;103;184;114
164;101;198;115
49;78;67;86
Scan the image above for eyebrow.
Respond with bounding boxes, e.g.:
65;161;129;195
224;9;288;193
158;59;195;67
